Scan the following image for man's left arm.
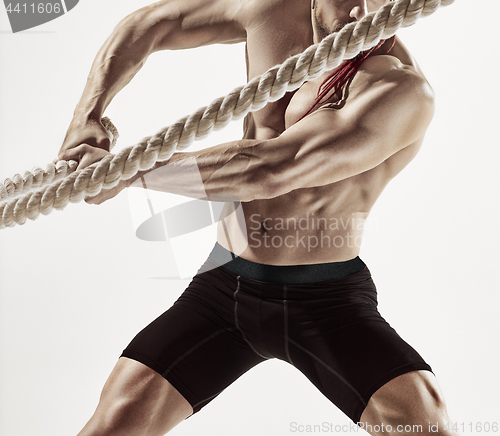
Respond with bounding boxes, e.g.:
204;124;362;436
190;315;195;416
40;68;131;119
72;66;434;204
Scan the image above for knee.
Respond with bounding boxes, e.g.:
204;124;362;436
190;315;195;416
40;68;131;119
396;387;457;436
360;371;459;436
79;397;152;436
415;377;458;436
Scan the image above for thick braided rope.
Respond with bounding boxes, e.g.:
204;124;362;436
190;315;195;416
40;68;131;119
0;0;454;228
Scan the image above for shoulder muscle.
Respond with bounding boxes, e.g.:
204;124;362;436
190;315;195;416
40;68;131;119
345;56;435;148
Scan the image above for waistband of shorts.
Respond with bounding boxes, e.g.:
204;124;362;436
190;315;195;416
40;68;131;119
207;242;366;285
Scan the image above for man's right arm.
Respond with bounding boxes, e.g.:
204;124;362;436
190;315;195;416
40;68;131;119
58;0;246;158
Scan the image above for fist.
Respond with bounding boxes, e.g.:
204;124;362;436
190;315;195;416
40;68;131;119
56;116;114;164
56;144;112;171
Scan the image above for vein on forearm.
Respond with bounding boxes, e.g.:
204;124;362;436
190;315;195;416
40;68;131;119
75;11;166;119
130;139;267;202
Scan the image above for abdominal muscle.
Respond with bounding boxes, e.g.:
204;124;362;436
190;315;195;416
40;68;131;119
216;169;385;265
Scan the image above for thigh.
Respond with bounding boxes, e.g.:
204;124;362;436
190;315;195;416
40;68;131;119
121;266;267;413
286;275;432;423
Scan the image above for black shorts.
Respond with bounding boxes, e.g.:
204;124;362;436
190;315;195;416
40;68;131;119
121;243;432;423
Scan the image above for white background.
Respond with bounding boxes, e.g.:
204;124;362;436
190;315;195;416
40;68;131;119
1;1;499;435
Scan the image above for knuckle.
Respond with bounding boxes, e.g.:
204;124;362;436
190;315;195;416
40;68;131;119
81;144;92;153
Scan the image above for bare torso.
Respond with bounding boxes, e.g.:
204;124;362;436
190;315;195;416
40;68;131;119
63;0;428;266
217;2;429;264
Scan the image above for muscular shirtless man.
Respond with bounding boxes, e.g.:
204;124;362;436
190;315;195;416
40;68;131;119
56;1;459;435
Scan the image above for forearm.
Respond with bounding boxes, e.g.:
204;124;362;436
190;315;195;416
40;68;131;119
74;7;172;120
72;0;246;121
129;139;272;202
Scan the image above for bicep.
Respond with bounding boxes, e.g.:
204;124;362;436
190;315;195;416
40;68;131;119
141;0;246;51
264;73;434;195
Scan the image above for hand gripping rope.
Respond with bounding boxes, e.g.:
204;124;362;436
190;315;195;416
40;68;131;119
0;0;455;229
